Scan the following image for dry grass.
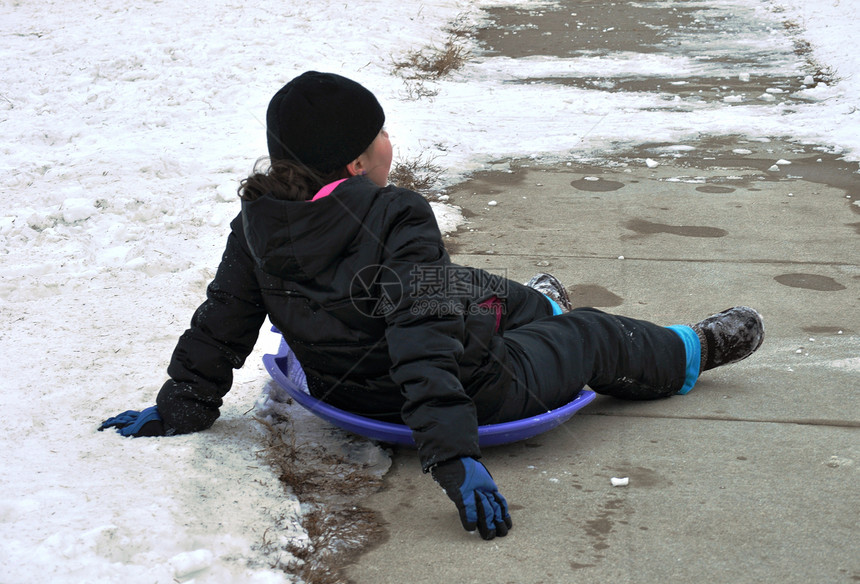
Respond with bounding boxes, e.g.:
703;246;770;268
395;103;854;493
393;38;468;80
782;19;840;85
392;35;470;101
388;153;443;193
398;79;440;101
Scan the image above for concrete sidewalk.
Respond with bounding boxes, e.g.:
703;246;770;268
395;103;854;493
346;1;858;580
346;139;859;583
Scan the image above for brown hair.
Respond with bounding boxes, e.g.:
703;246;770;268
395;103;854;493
237;157;350;202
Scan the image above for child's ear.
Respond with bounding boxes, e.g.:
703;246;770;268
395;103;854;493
346;158;365;177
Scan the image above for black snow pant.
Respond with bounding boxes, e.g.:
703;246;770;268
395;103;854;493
485;283;689;424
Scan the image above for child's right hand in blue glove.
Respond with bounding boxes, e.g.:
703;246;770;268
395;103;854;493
431;456;513;540
98;406;167;437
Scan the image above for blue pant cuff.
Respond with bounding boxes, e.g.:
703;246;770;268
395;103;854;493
667;325;700;395
542;294;564;316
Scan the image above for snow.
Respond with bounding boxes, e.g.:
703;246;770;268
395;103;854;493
1;0;857;581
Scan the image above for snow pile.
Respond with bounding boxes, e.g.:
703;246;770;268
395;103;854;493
0;0;858;581
0;1;467;581
772;0;860;161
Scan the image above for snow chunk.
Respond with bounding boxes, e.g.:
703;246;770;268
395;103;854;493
661;145;696;152
825;455;854;468
169;549;215;578
430;201;464;235
0;216;15;235
97;246;131;267
215;182;238;203
60;198;96;224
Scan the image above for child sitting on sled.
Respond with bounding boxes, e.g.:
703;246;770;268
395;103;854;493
101;71;764;540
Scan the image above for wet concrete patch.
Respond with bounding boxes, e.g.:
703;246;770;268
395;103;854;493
696;185;736;193
450;135;860;203
448;137;859;213
621;136;860;203
637;136;857;173
472;0;808;105
518;74;809;107
774;273;847;291
624;218;728;238
802;325;853;335
626;466;672;488
568;284;624;308
571;177;625;192
446;137;860;267
582;496;628;553
570;561;597;570
474;1;775;59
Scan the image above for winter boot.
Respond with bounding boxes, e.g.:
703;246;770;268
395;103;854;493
692;306;764;373
525;273;573;312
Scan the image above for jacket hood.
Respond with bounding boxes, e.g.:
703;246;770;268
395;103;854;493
241;176;380;280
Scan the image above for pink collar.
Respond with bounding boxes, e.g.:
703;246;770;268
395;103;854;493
310;179;348;201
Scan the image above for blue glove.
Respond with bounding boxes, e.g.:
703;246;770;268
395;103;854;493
431;457;512;540
98;406;166;437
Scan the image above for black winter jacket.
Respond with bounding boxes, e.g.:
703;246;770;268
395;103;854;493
157;176;522;470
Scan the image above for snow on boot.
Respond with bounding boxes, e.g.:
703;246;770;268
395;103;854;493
525;273;573;312
692;306;764;373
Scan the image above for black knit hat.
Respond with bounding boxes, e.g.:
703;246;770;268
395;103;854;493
265;71;385;174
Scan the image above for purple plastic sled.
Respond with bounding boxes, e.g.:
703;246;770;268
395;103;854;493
262;337;596;447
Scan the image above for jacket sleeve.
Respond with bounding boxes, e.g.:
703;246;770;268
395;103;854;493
381;192;480;471
157;217;267;433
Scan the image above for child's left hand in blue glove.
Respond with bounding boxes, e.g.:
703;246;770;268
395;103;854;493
431;456;512;540
98;406;167;437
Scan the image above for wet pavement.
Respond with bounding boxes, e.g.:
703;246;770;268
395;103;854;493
445;135;859;270
347;145;859;583
474;0;816;107
346;2;859;583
